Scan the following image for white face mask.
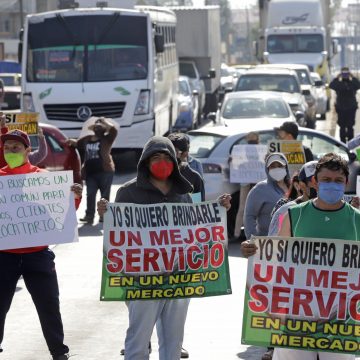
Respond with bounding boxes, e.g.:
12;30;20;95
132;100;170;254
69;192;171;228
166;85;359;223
269;167;286;181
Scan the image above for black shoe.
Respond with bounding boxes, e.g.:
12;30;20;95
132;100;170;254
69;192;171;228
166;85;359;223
120;342;151;356
0;344;3;352
79;215;94;224
181;347;189;358
52;354;70;360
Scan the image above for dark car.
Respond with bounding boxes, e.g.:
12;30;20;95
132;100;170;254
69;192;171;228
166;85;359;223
30;123;82;184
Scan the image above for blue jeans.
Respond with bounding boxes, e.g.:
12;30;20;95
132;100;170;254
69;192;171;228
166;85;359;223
85;171;114;218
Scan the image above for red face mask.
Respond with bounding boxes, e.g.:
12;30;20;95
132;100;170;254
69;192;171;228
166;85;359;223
150;160;174;180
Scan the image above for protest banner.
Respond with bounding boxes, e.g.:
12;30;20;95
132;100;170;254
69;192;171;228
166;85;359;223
100;201;232;301
242;236;360;355
268;140;305;175
3;112;39;135
230;144;268;184
0;171;78;250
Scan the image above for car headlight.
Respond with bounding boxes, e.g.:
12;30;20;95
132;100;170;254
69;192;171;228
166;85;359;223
134;90;150;115
22;93;36;112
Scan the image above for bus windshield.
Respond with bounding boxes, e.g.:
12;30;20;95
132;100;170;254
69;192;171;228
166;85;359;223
267;34;324;54
27;14;148;82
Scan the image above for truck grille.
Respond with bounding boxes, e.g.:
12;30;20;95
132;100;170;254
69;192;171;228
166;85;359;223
43;102;126;122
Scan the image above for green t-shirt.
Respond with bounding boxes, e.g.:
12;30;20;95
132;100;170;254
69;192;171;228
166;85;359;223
289;200;360;241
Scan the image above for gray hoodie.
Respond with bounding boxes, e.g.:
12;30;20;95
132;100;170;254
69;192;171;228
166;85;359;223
244;153;290;239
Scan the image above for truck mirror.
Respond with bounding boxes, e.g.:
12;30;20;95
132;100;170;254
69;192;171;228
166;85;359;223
208;69;216;79
18;42;23;63
252;40;258;57
332;39;338;55
314;80;324;87
155;34;164;53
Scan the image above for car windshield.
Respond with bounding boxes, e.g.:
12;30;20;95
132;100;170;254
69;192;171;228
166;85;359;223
27;14;148;82
236;74;300;93
222;97;290;119
267;34;324;53
179;62;196;78
179;80;190;96
188;133;224;158
0;75;21;86
295;69;312;85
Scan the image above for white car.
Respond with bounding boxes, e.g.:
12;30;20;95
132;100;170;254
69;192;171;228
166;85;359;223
214;91;300;130
310;72;328;119
234;68;310;127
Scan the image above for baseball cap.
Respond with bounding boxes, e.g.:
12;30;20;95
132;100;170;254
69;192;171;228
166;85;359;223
266;153;287;168
299;161;318;182
1;129;31;148
167;132;190;152
276;121;299;139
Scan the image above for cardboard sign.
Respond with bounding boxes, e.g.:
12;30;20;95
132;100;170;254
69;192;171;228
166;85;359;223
268;140;305;175
0;171;78;250
242;236;360;355
100;201;232;301
230;144;268;184
4;112;39;135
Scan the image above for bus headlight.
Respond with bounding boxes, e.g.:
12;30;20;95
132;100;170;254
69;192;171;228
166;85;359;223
134;90;150;115
22;93;36;112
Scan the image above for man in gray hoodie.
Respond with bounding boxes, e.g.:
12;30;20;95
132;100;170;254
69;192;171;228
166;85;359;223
244;153;290;239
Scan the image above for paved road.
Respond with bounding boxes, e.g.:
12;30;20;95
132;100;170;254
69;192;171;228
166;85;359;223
2;111;360;360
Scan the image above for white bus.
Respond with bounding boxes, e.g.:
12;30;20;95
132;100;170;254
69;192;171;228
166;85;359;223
20;6;178;149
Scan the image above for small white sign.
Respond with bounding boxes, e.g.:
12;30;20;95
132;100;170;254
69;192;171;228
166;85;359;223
230;144;268;184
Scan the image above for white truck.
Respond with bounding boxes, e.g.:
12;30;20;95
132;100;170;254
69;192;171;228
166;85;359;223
170;6;221;122
256;0;337;86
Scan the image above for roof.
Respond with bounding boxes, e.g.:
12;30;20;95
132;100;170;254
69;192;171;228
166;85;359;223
256;64;311;71
242;68;298;76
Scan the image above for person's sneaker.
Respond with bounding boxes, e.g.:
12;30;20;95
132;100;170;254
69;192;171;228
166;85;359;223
79;215;94;224
181;347;189;358
52;354;70;360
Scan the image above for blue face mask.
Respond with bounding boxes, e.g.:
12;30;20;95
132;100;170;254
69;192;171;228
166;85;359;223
318;182;345;204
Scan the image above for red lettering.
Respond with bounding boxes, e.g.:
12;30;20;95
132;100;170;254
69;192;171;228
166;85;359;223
125;249;141;272
306;269;329;287
349;294;360;321
169;229;182;245
162;247;177;271
331;271;348;289
150;230;169;245
315;290;337;318
249;284;269;312
143;248;160;272
338;292;347;320
292;289;313;316
210;243;224;267
271;286;290;314
187;245;202;270
275;266;294;285
196;227;211;243
211;226;225;242
106;248;123;273
254;263;273;282
109;230;124;246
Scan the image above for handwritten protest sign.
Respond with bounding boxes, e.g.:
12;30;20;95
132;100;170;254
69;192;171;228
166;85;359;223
242;236;360;355
3;112;39;135
0;171;78;250
268;140;305;175
230;145;268;184
100;201;232;301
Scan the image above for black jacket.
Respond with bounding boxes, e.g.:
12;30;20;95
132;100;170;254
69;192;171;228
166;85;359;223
329;76;360;110
179;162;205;201
115;136;193;204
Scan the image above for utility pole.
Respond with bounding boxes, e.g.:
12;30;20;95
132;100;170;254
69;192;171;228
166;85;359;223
19;0;24;29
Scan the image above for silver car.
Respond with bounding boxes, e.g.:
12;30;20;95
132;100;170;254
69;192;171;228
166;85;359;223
187;126;360;236
215;91;301;129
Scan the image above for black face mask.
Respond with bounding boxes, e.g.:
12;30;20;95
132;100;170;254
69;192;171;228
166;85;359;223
308;187;317;199
247;140;258;144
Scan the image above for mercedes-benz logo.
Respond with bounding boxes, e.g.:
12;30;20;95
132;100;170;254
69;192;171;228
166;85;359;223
77;105;92;121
